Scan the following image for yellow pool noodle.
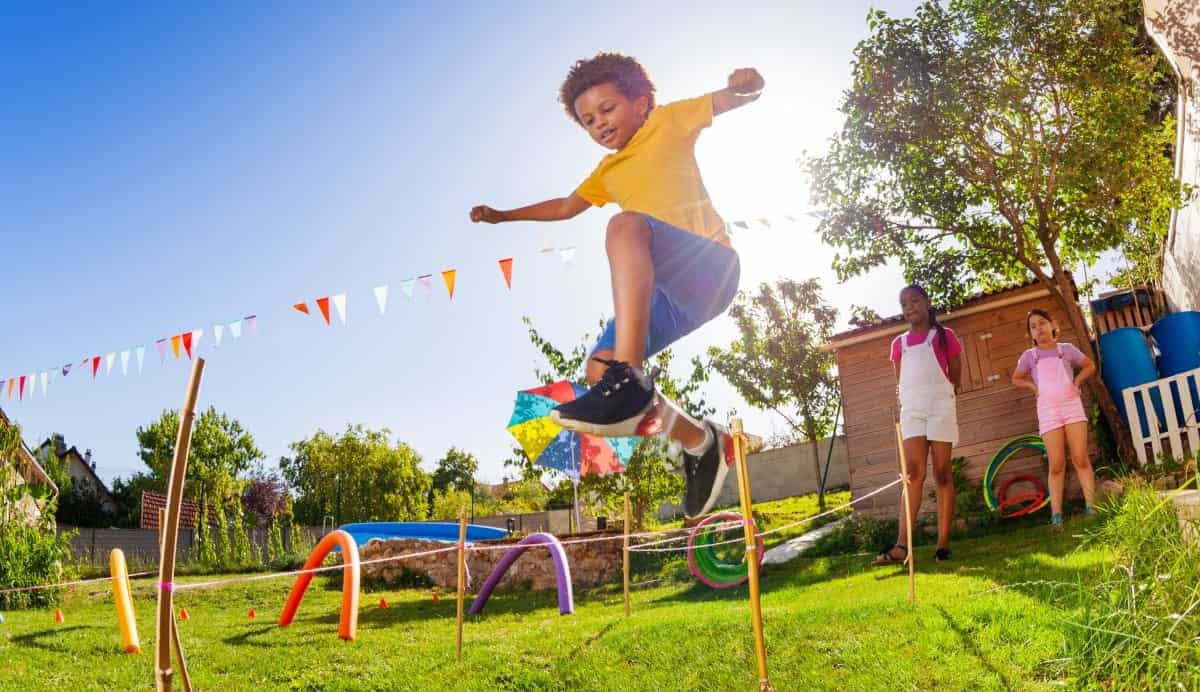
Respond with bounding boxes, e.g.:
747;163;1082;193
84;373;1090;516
110;549;141;654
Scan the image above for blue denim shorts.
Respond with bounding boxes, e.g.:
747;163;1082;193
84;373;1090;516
592;214;740;358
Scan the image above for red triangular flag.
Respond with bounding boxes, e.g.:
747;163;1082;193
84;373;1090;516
498;258;513;289
18;375;25;400
182;331;193;359
91;356;101;378
316;297;331;325
293;302;310;315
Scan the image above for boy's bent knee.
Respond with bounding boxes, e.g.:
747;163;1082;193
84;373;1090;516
606;212;651;242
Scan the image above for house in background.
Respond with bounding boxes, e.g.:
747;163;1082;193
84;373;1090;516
828;282;1094;518
35;433;118;517
1144;0;1200;311
0;407;57;525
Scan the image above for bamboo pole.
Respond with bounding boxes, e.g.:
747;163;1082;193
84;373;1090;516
155;358;205;691
157;509;192;692
894;423;916;604
731;419;771;691
455;506;468;663
623;493;632;617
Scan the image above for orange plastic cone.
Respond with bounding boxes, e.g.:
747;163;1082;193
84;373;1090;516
179;608;189;621
432;590;440;602
379;598;389;609
54;609;64;623
248;608;256;619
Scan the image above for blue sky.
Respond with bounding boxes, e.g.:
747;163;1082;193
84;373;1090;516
2;1;928;487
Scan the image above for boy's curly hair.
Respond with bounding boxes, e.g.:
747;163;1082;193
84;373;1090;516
559;52;656;124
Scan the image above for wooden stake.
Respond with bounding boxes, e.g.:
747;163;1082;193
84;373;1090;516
732;419;772;691
155;358;204;691
157;509;192;691
622;493;632;617
455;505;468;663
894;423;916;604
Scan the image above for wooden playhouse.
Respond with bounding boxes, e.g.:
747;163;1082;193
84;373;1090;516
828;281;1095;517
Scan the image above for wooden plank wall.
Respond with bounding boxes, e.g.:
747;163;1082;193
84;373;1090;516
837;286;1095;518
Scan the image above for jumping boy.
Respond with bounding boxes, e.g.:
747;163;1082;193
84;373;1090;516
470;52;763;517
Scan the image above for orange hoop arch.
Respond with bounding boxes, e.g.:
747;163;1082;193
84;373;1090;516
278;529;360;641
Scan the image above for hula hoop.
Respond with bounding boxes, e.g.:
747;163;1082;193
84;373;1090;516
982;434;1051;517
687;513;764;589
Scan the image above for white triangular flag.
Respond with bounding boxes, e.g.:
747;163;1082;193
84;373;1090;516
539;233;555;253
332;293;347;325
29;373;36;398
559;246;577;263
105;352;116;375
214;323;225;348
135;345;145;373
400;278;415;300
374;285;388;316
192;329;203;353
120;350;130;375
40;372;48;396
229;320;243;339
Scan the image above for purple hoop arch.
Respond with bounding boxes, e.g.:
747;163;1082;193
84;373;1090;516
468;533;574;615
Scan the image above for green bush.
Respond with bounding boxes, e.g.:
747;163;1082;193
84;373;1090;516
0;520;75;609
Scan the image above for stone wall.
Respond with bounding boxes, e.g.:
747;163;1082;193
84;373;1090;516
359;531;624;592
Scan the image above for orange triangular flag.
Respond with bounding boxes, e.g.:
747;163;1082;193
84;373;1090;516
316;297;331;325
179;608;189;621
498;258;513;289
54;609;64;623
182;331;194;359
170;335;181;359
293;302;310;315
442;269;457;299
6;378;13;398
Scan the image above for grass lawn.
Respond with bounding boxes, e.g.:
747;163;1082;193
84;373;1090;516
0;519;1109;691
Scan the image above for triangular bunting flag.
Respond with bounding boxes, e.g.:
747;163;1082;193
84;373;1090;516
91;356;101;378
18;375;25;400
213;323;224;348
498;258;513;289
182;331;194;359
401;278;416;300
40;372;48;396
229;320;243;339
783;214;797;222
156;339;167;364
28;373;36;399
105;352;116;375
245;315;257;336
315;297;331;325
120;350;130;375
6;378;13;398
757;218;771;229
805;210;828;220
192;329;203;354
374;285;388;316
417;274;433;297
293;302;310;316
539;233;555;253
62;363;72;377
559;246;577;263
331;293;347;325
733;220;750;230
441;270;456;300
136;345;145;373
170;335;181;359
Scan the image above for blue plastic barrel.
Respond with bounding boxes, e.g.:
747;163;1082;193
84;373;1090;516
1150;311;1200;427
1099;327;1163;437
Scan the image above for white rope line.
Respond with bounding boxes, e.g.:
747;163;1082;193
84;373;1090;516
463;519;745;552
174;544;461;591
0;570;157;596
628;478;903;554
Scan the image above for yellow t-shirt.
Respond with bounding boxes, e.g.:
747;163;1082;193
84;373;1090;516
575;95;729;245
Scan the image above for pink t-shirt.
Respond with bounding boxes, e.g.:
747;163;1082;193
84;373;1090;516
1016;343;1086;385
889;329;963;381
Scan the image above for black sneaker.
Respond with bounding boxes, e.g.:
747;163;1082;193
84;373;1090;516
550;358;655;437
683;421;730;518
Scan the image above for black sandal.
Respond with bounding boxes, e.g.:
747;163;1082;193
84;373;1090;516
934;547;951;562
872;544;908;566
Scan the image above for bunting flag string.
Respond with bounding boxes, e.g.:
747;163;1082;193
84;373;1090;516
3;210;819;406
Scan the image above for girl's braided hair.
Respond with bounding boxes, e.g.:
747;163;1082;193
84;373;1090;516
902;284;947;351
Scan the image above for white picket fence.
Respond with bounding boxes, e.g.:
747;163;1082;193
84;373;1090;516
1123;366;1200;465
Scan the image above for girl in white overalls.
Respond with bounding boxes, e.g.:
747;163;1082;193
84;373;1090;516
1011;309;1097;527
874;285;962;566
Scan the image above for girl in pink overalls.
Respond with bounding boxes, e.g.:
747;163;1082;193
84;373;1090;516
874;285;963;566
1011;309;1098;526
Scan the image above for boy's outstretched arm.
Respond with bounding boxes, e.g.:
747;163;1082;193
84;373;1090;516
713;67;765;116
470;193;589;224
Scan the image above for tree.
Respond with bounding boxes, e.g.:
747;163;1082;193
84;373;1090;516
805;0;1186;458
510;317;713;529
431;448;479;494
241;471;291;527
108;472;160;528
135;407;265;506
708;278;840;504
280;424;431;525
